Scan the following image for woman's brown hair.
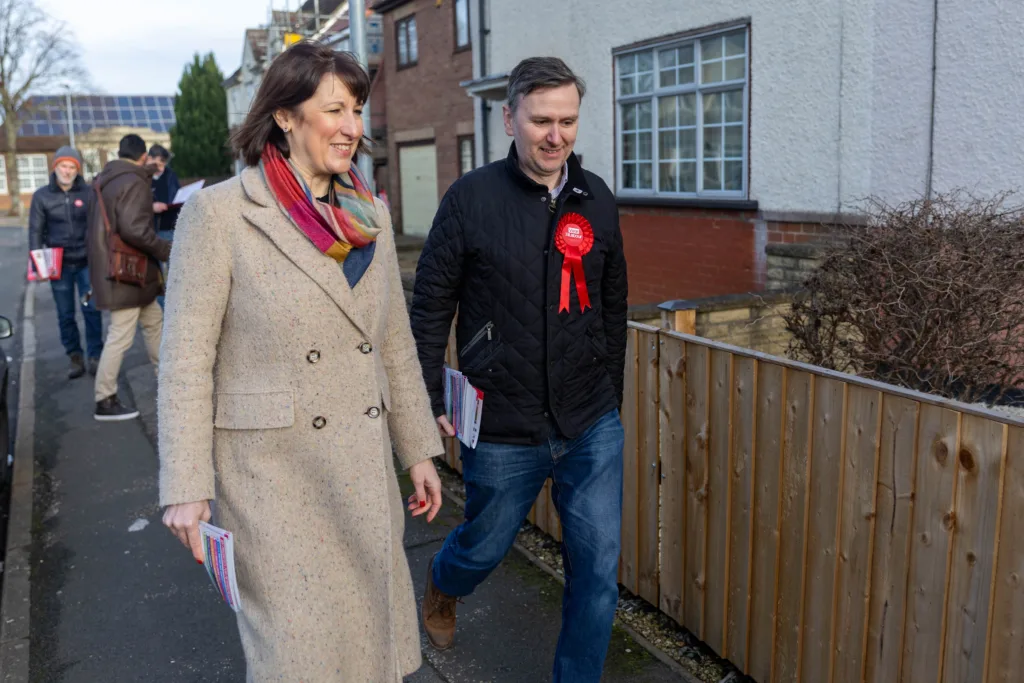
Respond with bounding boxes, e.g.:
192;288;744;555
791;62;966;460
231;41;371;167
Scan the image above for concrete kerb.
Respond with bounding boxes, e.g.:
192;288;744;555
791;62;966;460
1;282;35;682
437;485;702;683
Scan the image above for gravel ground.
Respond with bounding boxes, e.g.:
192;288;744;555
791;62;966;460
433;462;750;683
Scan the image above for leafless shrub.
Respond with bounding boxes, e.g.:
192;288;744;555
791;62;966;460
784;191;1024;404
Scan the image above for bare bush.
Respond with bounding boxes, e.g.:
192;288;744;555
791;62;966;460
784;192;1024;404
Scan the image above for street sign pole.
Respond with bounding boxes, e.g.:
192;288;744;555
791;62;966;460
349;0;375;191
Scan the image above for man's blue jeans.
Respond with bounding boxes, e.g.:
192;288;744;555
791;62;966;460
49;261;103;359
433;409;624;682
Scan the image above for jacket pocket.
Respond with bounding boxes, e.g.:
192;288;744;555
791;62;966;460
214;391;295;430
460;321;503;371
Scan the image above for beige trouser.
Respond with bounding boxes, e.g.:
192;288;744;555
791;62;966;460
94;300;163;402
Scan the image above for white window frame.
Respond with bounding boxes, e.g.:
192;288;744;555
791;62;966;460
614;25;749;199
454;0;471;50
396;15;418;68
0;156;7;195
17;154;50;193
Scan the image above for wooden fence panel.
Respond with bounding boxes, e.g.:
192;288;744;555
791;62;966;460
637;329;661;606
864;395;920;683
747;361;785;682
705;349;732;655
658;335;686;624
724;355;756;667
437;323;1024;683
620;327;640;590
797;377;845;683
832;386;883;683
985;425;1024;682
684;343;710;636
941;416;1005;683
901;405;960;682
772;370;813;683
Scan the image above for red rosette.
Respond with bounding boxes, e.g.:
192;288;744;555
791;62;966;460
554;212;594;313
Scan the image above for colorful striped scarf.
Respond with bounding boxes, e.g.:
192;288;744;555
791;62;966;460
260;143;381;286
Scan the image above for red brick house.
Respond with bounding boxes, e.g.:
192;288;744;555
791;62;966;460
377;0;475;236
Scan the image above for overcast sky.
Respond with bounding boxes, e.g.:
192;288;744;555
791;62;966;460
39;0;275;95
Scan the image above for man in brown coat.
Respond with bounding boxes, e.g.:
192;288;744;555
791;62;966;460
87;134;172;421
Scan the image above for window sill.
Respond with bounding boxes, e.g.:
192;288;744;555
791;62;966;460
396;61;419;72
454;44;472;54
616;195;758;211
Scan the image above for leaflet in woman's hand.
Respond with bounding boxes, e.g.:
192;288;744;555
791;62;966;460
198;521;242;612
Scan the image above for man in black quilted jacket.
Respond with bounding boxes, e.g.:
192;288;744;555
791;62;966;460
411;57;628;682
28;146;103;379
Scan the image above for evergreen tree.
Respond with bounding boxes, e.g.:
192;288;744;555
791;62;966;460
170;53;230;177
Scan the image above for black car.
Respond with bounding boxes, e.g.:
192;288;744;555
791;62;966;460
0;315;12;479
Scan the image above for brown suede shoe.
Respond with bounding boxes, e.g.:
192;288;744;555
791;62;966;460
422;554;458;650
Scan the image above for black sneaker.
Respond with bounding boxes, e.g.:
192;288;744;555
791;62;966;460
94;395;140;422
68;353;85;380
87;357;100;377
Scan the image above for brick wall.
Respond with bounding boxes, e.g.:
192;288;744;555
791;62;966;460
619;204;760;306
382;0;474;234
765;242;825;292
766;221;836;245
661;291;795;357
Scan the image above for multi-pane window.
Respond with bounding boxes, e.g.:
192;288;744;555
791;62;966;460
458;136;475;176
396;16;418;68
616;28;748;197
454;0;470;50
0;157;7;194
17;154;49;192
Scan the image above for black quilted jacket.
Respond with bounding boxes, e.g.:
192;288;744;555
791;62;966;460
411;144;628;445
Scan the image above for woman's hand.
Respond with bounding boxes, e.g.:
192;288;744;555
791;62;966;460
406;459;443;523
162;500;213;563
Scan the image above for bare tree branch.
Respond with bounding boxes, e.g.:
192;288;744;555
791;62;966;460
0;0;88;215
785;191;1024;405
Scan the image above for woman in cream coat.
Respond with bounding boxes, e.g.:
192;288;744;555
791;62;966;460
158;43;444;681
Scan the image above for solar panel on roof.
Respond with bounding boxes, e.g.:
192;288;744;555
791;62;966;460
16;94;177;137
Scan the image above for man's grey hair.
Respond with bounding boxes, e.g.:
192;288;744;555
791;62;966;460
506;57;586;111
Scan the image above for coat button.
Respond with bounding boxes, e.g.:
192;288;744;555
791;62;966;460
359;342;373;354
312;416;327;429
307;350;321;364
366;407;381;419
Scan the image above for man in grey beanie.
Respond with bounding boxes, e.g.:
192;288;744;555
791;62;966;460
28;146;103;379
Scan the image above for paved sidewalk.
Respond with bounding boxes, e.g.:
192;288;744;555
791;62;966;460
23;277;683;682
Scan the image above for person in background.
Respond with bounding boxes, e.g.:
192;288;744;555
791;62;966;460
28;146;104;379
87;134;171;421
146;144;180;241
146;144;179;308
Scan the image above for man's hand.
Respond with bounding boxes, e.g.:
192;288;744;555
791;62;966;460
436;415;456;438
162;500;212;563
153;202;169;214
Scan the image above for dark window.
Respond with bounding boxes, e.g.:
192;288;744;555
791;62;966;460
396;15;417;68
458;135;475;176
454;0;470;50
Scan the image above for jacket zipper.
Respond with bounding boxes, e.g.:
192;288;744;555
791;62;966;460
64;193;71;225
460;321;494;358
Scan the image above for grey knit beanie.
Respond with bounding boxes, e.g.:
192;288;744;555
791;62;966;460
52;145;82;170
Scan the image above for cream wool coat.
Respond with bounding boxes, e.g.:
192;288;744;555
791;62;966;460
157;166;443;682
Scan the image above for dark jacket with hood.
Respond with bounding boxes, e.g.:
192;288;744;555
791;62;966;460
28;173;93;265
87;159;172;311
